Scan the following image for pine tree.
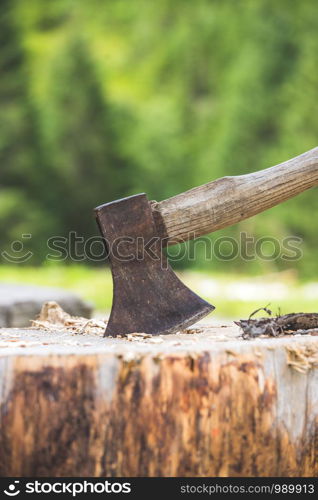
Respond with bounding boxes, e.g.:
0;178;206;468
41;37;133;239
0;0;52;263
0;0;37;183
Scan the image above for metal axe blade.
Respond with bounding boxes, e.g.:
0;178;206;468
95;193;214;336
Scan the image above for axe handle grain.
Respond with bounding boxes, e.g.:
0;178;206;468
152;147;318;245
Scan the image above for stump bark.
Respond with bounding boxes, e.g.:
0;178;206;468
0;323;317;477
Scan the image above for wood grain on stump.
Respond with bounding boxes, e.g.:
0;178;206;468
0;323;317;477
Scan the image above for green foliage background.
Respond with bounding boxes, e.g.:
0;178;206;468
1;0;318;277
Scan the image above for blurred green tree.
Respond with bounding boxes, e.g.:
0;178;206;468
1;0;317;276
0;0;57;261
37;36;133;238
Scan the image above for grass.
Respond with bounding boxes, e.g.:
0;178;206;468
0;264;317;320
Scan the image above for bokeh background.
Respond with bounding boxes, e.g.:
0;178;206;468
1;0;318;317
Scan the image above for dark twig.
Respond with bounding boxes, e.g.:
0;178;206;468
235;312;318;339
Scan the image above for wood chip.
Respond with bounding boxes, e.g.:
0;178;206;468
31;302;107;337
148;337;164;344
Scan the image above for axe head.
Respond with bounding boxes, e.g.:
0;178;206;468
95;194;214;336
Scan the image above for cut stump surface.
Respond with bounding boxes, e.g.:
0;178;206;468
0;322;317;477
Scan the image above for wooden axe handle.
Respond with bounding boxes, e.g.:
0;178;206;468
152;147;318;245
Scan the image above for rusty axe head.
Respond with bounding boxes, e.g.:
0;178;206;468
95;194;214;336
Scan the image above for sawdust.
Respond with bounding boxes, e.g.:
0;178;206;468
30;303;217;342
29;303;179;343
285;344;318;373
25;303;318;361
31;301;107;336
181;327;206;335
126;333;152;341
148;337;164;344
182;325;228;335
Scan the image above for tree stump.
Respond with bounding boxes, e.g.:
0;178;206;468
0;322;317;477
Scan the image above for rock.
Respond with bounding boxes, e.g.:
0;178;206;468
0;283;92;327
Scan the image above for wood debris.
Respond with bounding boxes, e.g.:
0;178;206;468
286;344;318;373
28;303;167;344
181;327;206;334
31;301;107;336
148;337;164;344
125;333;152;341
236;309;318;339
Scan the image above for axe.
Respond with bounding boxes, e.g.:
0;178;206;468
95;147;318;337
